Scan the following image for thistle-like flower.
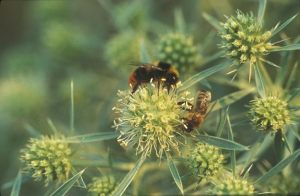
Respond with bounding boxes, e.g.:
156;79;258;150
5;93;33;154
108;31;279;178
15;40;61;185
218;10;299;80
220;11;274;66
248;96;291;133
88;175;117;196
20;135;72;186
113;83;193;158
157;33;199;73
212;176;255;195
186;143;224;180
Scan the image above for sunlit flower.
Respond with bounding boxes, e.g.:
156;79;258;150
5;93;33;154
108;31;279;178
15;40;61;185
113;83;193;158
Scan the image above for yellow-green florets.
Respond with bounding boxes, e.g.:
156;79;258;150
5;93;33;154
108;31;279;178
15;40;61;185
187;143;224;180
220;11;274;65
158;33;199;73
262;175;300;194
88;176;117;196
20;135;72;186
113;84;192;158
248;96;291;132
212;177;255;195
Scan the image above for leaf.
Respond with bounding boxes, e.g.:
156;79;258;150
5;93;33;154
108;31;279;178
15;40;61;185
227;114;236;175
216;108;228;137
271;14;298;37
70;80;75;134
254;63;266;98
166;152;184;194
197;134;249;151
139;39;151;63
202;12;222;31
211;88;255;112
257;0;267;24
285;63;298;90
65;132;119;143
50;169;85;196
271;44;300;52
174;8;186;34
255;149;300;184
178;61;231;91
10;171;22;196
112;156;146;196
287;88;300;102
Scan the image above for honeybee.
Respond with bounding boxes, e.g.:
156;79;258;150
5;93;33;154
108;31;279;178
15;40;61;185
181;90;211;132
128;61;179;93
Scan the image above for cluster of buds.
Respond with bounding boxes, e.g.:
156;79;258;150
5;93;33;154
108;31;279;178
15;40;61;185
88;175;117;196
248;96;291;133
20;135;72;186
220;11;274;65
212;176;255;195
186;143;224;180
158;33;199;73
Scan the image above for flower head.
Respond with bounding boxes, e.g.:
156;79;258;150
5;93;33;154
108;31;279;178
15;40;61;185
220;11;274;65
20;135;72;186
88;175;117;196
113;84;192;158
157;33;200;73
212;176;255;195
248;96;291;133
186;143;224;180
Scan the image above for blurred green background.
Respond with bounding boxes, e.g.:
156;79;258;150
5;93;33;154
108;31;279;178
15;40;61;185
0;0;299;195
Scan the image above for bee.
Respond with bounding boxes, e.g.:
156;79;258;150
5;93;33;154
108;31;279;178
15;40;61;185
181;90;211;132
128;61;179;93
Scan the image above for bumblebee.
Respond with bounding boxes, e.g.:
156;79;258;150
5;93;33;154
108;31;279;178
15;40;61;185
128;61;179;93
181;90;211;132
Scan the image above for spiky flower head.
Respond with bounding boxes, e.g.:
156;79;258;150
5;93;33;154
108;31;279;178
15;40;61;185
186;143;224;180
88;175;117;196
248;96;291;133
113;84;193;158
20;135;72;186
212;176;255;195
157;33;200;73
220;11;274;65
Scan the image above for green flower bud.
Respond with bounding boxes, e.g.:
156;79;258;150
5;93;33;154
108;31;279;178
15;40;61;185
113;84;193;159
20;135;72;186
248;96;291;132
220;11;274;65
88;176;117;196
157;33;200;73
212;177;255;195
187;143;224;180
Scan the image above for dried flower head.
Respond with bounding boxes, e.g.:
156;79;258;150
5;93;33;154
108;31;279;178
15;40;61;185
158;33;200;73
187;143;224;180
113;83;193;158
88;175;117;196
212;176;255;195
220;11;274;66
248;96;291;132
20;135;72;186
